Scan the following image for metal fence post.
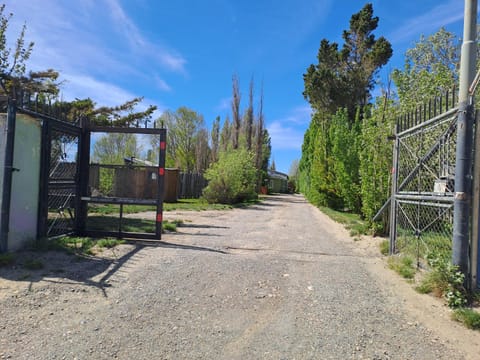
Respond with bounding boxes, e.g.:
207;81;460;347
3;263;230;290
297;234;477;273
453;0;477;279
389;125;399;254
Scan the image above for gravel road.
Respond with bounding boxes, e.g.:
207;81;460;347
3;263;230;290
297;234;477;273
0;194;477;359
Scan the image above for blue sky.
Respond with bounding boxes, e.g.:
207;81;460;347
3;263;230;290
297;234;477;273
4;0;468;173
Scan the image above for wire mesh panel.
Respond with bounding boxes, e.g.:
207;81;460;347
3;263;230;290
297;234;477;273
396;199;454;263
47;130;79;237
393;108;457;263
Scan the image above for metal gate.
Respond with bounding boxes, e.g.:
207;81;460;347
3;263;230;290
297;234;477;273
390;92;457;264
36;114;82;238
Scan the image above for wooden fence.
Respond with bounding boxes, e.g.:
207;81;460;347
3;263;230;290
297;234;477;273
178;172;208;199
89;165;207;201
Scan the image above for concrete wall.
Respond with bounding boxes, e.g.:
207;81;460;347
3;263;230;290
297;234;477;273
8;114;41;250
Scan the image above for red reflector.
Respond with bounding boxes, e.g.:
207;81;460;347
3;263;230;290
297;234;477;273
159;168;165;176
156;213;163;222
160;141;166;150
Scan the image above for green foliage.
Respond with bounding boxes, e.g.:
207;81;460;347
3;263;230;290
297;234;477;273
52;237;95;255
92;133;142;164
329;108;361;212
359;97;395;233
162;221;177;232
96;239;125;248
303;3;392;117
452;308;480;330
155;107;207;172
416;255;467;308
392;27;459;111
388;256;416;279
89;204;156;215
0;253;15;267
319;206;368;236
0;4;60;97
203;148;258;204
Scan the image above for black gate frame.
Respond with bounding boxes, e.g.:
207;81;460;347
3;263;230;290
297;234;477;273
1;96;167;252
78;121;167;240
35;109;82;239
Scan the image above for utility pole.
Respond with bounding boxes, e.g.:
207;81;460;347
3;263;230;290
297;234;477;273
453;0;477;279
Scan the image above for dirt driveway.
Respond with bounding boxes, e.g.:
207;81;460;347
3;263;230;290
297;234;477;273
1;194;480;359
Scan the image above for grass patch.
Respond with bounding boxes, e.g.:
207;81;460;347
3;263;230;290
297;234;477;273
163;221;177;232
396;229;452;266
379;240;389;256
51;236;95;255
319;207;369;236
23;259;44;270
87;216;156;233
0;253;15;267
96;238;125;248
452;308;480;330
88;204;156;215
388;256;416;279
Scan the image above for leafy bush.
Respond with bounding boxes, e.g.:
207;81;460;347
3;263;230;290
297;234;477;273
203;149;258;204
416;255;467;308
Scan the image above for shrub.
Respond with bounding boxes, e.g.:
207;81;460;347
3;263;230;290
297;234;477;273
416;255;468;308
203;149;258;204
452;308;480;330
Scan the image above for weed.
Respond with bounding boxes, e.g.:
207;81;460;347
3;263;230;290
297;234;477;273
452;308;480;330
163;221;177;232
96;238;125;249
379;240;389;256
0;253;15;267
415;281;433;294
319;207;369;236
23;259;44;270
416;255;467;308
388;256;416;279
52;236;95;256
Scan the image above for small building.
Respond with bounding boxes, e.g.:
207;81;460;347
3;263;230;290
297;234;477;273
268;170;289;193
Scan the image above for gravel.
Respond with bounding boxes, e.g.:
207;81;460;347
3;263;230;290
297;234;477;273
0;194;469;359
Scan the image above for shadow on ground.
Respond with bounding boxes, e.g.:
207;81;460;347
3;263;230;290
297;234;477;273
0;239;226;296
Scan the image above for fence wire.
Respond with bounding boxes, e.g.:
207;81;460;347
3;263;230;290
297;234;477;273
393;110;457;263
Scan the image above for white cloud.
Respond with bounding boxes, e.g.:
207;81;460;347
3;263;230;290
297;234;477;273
388;0;464;44
279;105;312;125
60;73;139;106
103;0;187;74
267;105;311;150
267;121;305;151
3;0;185;109
154;76;172;92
